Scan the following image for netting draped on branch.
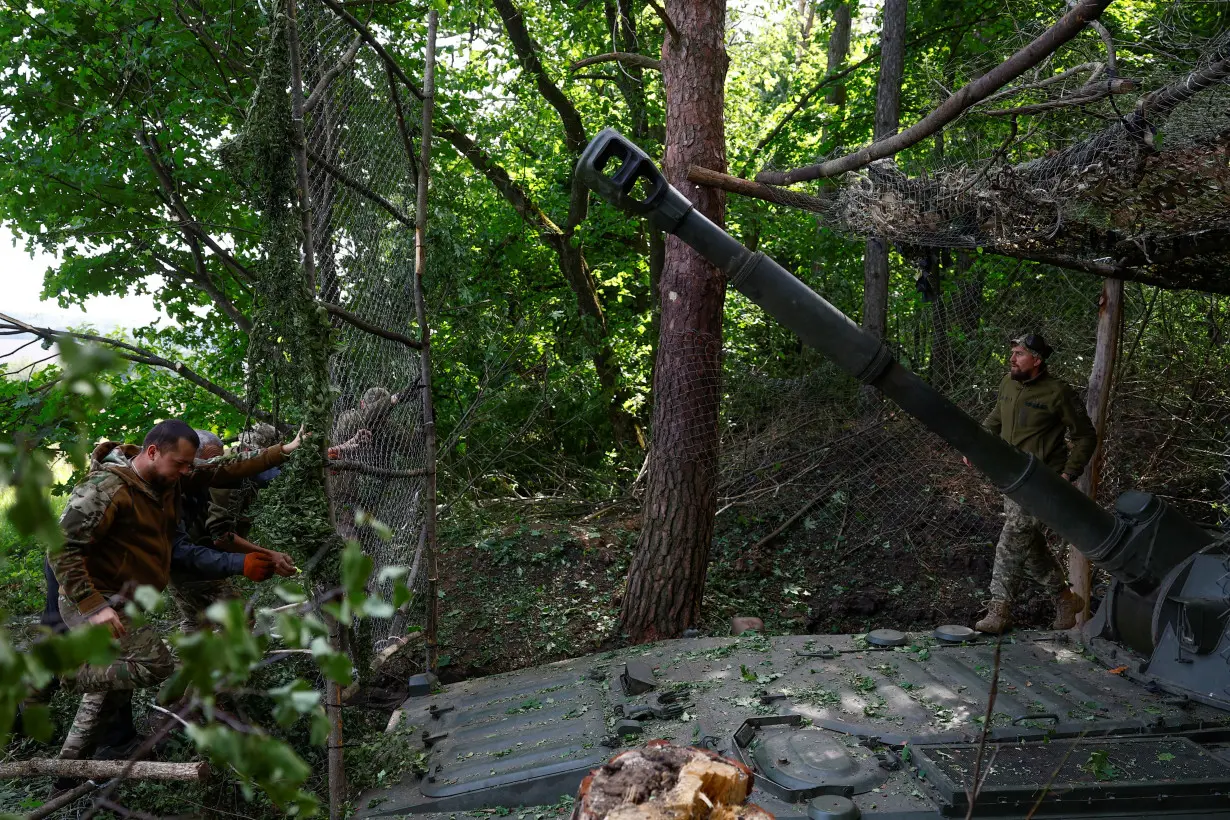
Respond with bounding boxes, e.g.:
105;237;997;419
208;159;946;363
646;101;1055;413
743;15;1230;292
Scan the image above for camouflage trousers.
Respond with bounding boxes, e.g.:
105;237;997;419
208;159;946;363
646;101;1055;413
168;577;242;633
989;498;1069;604
57;595;175;760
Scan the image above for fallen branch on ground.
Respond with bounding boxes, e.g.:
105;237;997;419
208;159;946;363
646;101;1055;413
748;478;842;552
0;759;208;782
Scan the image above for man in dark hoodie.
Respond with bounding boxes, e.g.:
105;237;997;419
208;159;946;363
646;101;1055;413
49;418;305;764
169;427;296;631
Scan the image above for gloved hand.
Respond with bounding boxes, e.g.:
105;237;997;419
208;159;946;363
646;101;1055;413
243;552;275;582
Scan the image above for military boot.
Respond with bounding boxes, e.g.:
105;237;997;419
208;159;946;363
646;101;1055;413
974;600;1013;634
1053;588;1084;630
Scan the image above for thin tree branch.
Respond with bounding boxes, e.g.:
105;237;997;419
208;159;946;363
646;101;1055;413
305;33;364;113
964;636;1003;820
980;60;1103;106
0;313;280;426
25;779;108;820
327;460;427;478
150;246;253;333
438;126;562;235
385;59;420;183
137;129;256;284
744;11;998;172
306;147;415;228
571;52;662;72
643;0;679;40
687;164;836;211
984;77;1135;116
318;301;423;349
757;0;1116;184
492;0;587;154
316;0;424;100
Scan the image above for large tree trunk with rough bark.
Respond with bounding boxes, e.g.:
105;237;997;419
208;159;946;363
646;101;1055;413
620;0;729;642
861;0;907;340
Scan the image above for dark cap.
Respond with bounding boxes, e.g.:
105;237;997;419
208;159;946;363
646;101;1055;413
1012;333;1052;360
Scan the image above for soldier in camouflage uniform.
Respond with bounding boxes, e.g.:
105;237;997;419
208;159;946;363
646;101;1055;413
970;334;1097;634
169;428;296;631
51;419;303;766
328;386;415;540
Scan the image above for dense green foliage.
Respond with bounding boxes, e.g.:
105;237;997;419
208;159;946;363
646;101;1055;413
4;0;1230;814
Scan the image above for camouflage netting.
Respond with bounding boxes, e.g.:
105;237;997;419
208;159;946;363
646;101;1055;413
759;7;1230;292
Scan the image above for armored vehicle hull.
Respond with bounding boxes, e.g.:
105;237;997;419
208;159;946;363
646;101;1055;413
359;631;1230;817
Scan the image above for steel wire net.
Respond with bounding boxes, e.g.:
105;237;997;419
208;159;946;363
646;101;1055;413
298;0;429;656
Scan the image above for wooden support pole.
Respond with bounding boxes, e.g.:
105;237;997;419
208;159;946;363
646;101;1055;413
415;9;441;673
325;612;346;820
286;3;345;816
0;759;207;781
1070;278;1124;623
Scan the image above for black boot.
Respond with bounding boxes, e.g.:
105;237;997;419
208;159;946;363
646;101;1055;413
94;692;144;760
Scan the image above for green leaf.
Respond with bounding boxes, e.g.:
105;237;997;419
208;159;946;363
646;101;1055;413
362;598;395;619
132;584;163;613
19;703;53;743
311;638;354;686
274;582;308;604
341;539;373;608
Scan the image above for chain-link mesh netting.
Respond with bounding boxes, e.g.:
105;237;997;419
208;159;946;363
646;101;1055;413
717;252;1230;609
756;10;1230;284
297;0;430;656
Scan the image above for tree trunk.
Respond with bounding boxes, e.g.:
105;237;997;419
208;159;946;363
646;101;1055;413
861;0;907;340
1070;278;1124;623
825;2;852;107
620;0;728;642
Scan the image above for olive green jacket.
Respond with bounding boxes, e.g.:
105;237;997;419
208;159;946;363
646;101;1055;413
982;370;1096;477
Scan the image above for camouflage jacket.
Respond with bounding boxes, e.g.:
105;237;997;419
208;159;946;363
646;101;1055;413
53;440;287;614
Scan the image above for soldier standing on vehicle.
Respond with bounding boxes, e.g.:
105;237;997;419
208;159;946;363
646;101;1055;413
49;419;306;768
968;334;1096;635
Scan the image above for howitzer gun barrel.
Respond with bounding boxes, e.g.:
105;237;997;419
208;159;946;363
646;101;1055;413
577;128;1210;596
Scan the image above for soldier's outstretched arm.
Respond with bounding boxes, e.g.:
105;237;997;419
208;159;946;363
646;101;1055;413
171;519;245;580
52;479;124;616
186;441;291;491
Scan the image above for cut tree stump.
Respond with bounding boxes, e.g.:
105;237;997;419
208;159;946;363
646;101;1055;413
0;758;208;781
573;741;773;820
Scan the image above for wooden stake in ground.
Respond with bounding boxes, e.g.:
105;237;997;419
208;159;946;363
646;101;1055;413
415;7;441;673
573;742;773;820
1070;278;1124;622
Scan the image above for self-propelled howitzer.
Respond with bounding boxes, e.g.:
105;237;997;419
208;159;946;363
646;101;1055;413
576;128;1230;711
